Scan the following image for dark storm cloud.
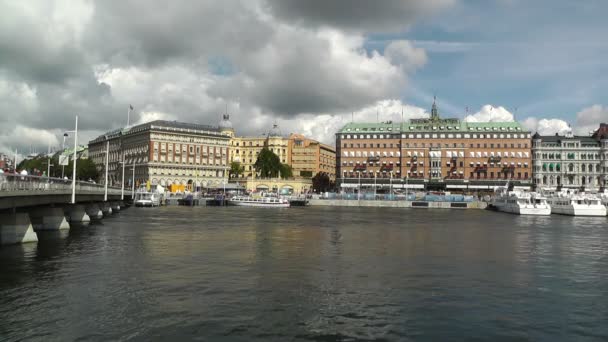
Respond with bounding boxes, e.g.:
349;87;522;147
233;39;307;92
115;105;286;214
265;0;455;32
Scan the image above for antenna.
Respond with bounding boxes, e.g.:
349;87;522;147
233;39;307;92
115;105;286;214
351;112;354;123
401;106;404;122
377;107;379;123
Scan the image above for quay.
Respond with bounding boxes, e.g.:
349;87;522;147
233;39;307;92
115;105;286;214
309;199;487;209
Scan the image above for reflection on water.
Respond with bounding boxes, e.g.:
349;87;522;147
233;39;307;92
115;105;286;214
0;207;607;341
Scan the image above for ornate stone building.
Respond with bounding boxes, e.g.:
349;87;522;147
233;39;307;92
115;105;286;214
89;120;230;190
532;125;608;189
336;99;533;192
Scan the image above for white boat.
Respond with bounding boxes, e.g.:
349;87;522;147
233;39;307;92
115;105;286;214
491;184;551;215
228;193;290;208
543;189;607;216
134;191;161;207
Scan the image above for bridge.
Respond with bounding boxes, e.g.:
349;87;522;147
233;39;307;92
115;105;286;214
0;174;134;246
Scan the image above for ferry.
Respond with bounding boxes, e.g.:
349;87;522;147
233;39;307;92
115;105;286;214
542;189;607;216
134;190;162;207
228;193;290;208
491;183;551;215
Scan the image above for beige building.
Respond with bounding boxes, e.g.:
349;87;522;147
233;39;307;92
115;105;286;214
89;120;230;190
224;118;335;180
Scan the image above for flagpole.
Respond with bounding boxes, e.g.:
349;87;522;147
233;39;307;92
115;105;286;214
127;105;133;127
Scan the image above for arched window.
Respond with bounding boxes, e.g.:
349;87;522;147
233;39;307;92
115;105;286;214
568;163;574;172
582;164;586;172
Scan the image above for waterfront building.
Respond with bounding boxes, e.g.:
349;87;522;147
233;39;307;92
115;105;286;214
89;120;230;190
226;117;336;180
532;123;608;189
288;134;336;180
335;99;532;192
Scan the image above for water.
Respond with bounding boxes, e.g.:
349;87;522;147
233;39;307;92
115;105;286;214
1;207;607;341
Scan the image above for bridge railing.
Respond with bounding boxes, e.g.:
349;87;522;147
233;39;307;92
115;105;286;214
0;173;122;193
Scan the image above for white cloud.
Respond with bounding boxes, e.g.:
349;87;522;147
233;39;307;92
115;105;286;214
384;40;428;70
575;104;608;135
464;105;514;122
522;117;572;135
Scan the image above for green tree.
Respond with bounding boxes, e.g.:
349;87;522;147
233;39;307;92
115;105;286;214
64;158;99;181
279;163;292;179
312;172;331;192
229;161;245;179
254;147;282;178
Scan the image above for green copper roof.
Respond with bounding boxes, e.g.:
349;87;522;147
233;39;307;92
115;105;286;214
337;120;528;134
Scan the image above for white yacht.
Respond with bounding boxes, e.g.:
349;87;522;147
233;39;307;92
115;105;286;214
542;189;607;216
228;193;290;208
491;184;551;215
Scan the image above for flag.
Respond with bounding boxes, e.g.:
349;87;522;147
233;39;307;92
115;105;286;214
129;104;133;110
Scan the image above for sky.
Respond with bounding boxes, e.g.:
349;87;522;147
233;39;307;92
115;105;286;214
1;0;607;158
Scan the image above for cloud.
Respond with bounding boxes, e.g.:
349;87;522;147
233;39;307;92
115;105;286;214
521;117;572;135
384;40;428;71
1;1;446;156
575;104;608;135
265;0;455;32
464;105;514;122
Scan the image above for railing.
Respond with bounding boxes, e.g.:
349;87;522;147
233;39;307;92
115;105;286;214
0;174;123;194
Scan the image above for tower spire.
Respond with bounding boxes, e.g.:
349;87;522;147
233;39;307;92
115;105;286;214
431;96;439;120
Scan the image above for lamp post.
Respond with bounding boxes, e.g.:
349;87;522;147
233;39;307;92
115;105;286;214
65;115;79;204
390;171;393;198
104;139;109;202
61;134;67;178
131;159;135;199
357;171;361;201
121;152;125;200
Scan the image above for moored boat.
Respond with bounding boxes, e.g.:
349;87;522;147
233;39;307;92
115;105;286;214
542;189;606;216
228;193;290;208
491;183;551;215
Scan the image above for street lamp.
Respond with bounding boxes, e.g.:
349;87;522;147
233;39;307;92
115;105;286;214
62;133;68;179
64;115;78;204
104;139;109;202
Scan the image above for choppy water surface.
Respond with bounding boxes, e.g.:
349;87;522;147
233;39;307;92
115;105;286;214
1;206;607;341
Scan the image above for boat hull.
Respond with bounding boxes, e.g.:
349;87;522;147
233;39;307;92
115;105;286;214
228;201;290;208
551;205;607;216
492;203;551;215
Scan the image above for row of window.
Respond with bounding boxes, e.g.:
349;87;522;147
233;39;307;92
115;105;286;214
534;153;605;160
341;170;530;179
340;132;530;140
343;125;524;134
341;150;530;158
343;142;530;149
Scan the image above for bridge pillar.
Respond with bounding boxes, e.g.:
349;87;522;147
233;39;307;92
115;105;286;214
110;202;120;213
85;204;103;220
66;205;91;224
100;202;112;216
0;212;38;245
29;207;70;231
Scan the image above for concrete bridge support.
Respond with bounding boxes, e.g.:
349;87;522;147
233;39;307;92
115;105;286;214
29;207;70;231
110;202;120;213
85;204;103;220
65;205;91;224
100;202;112;216
0;212;38;245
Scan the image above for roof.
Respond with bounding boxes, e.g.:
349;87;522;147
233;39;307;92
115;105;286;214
337;120;528;134
538;135;599;145
90;120;224;144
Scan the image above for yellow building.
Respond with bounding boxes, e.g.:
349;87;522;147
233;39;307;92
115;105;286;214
222;118;336;181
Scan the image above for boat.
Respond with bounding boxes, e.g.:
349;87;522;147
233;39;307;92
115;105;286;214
542;189;607;216
490;183;551;215
228;193;290;208
134;189;162;207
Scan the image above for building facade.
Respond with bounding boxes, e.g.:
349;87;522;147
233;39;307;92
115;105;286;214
532;126;608;189
336;100;532;192
288;134;336;180
227;120;336;180
89;120;230;190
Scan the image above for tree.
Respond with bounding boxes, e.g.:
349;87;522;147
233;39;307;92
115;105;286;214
65;158;99;181
254;147;282;178
312;172;331;192
279;163;292;179
229;161;245;179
